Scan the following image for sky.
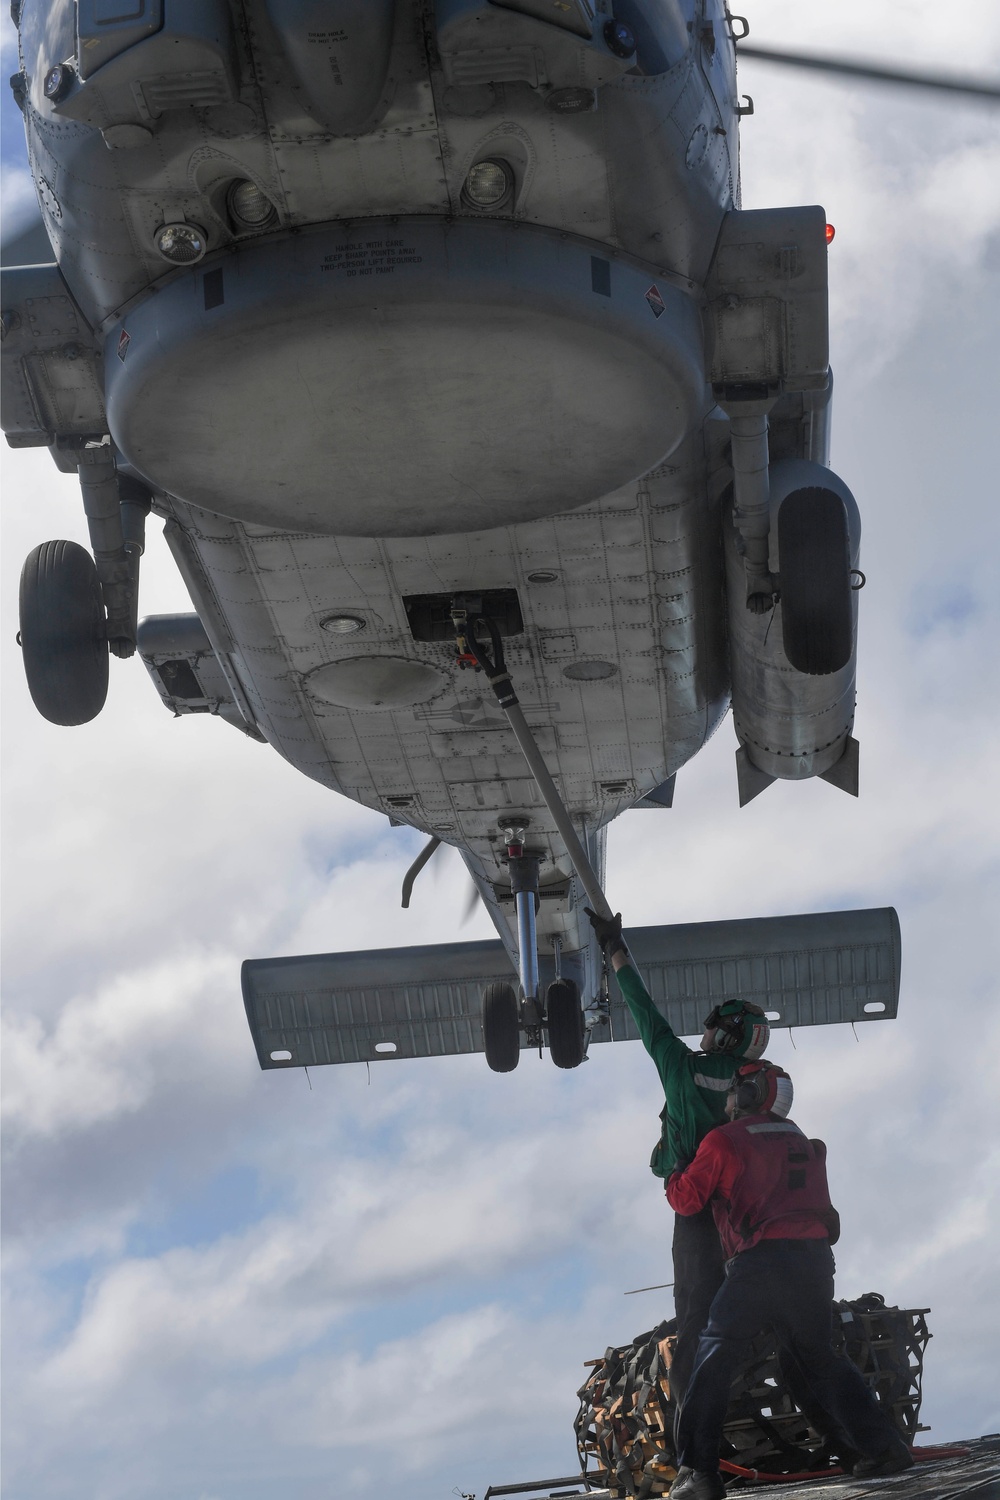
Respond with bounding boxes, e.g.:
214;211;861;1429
2;5;1000;1499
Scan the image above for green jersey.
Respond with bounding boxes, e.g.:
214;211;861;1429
615;962;736;1178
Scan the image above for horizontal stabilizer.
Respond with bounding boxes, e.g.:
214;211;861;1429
617;905;899;1043
243;940;513;1069
243;907;900;1071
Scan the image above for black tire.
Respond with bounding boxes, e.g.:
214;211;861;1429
482;981;520;1072
19;540;108;725
778;487;853;676
546;978;585;1069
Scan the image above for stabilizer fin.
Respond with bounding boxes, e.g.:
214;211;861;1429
633;774;676;809
736;746;776;806
241;907;900;1071
820;735;860;797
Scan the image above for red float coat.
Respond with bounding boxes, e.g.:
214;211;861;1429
665;1113;840;1260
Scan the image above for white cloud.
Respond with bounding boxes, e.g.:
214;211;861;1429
0;11;18;65
20;1097;640;1395
0;162;39;234
2;952;242;1138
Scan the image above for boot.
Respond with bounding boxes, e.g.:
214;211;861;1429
669;1466;726;1499
851;1437;914;1478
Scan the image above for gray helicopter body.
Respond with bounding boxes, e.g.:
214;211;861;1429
4;1;871;1056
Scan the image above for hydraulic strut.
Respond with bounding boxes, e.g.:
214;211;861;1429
77;450;151;657
504;827;541;1012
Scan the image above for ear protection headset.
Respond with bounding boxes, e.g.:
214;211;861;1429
732;1061;794;1117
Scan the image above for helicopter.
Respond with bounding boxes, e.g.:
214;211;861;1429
4;2;994;1077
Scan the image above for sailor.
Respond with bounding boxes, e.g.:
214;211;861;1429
665;1060;914;1500
585;909;769;1401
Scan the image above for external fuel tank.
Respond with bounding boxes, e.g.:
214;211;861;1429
725;459;862;804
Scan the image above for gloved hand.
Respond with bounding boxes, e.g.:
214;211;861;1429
585;908;626;958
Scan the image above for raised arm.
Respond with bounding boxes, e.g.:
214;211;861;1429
586;909;691;1070
613;958;690;1064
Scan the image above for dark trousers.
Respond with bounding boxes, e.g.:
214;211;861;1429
670;1204;727;1404
676;1239;897;1474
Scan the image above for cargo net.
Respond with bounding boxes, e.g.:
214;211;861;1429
574;1293;930;1495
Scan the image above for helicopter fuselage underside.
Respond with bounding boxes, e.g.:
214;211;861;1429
105;219;706;537
160;409;731;974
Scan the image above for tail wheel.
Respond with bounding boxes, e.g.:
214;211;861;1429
19;540;108;725
482;981;520;1072
778;487;853;676
546;978;585;1069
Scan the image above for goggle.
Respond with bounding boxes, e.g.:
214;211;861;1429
703;1003;750;1040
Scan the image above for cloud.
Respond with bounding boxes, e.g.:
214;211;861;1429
0;11;18;66
2;952;241;1139
2;1058;659;1496
0;162;39;232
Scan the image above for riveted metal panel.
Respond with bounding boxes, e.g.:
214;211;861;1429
705;206;830;393
0;264;105;444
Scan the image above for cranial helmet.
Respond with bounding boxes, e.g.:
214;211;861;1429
732;1060;794;1118
704;1000;770;1060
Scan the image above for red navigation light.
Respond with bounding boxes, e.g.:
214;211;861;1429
825;223;836;244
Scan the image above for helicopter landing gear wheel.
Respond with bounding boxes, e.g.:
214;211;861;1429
482;981;520;1072
777;488;853;676
546;978;585;1069
18;540;109;725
